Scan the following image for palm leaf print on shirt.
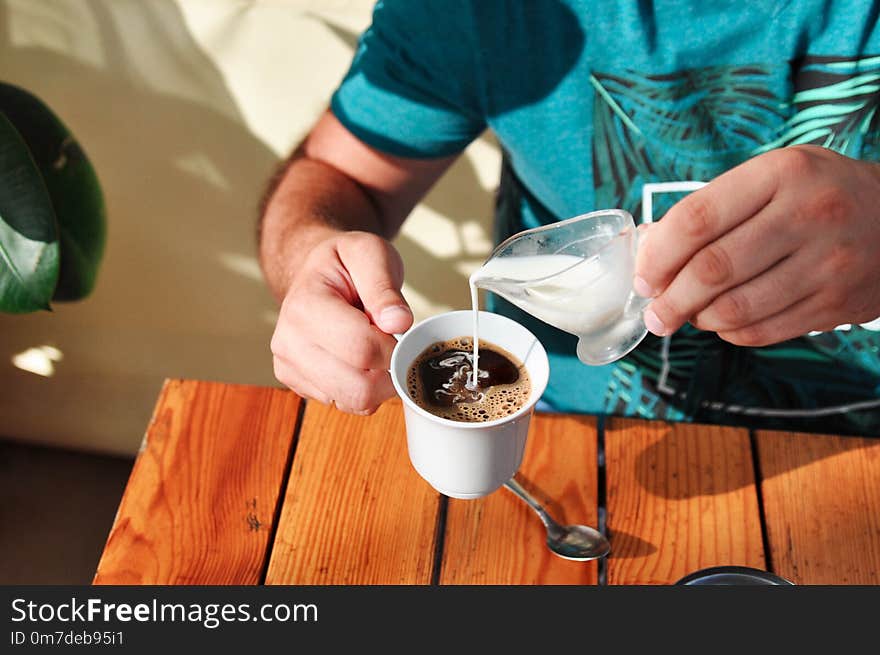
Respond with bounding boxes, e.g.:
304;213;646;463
591;65;787;220
756;55;880;157
590;58;880;426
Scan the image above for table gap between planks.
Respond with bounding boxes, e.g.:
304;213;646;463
94;379;880;586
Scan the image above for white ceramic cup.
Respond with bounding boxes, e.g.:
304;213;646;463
389;310;550;499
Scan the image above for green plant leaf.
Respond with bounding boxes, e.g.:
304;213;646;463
0;83;105;303
0;111;58;313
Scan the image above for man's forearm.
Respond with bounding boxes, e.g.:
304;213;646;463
258;155;387;302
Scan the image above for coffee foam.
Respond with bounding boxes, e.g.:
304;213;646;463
406;337;531;423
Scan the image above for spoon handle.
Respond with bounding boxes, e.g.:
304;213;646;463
503;478;553;528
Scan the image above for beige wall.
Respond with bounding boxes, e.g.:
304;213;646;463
0;0;500;455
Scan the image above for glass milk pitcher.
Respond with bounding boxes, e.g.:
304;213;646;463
470;208;649;366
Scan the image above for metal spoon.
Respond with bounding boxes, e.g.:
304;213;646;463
504;478;610;561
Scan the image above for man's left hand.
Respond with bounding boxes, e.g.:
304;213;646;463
634;145;880;346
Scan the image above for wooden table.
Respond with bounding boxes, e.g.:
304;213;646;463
94;379;880;585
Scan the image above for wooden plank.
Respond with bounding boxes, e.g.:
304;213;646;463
264;398;440;584
94;379;302;584
440;414;599;584
756;430;880;584
605;419;765;584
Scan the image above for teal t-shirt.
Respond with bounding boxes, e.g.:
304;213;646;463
331;0;880;436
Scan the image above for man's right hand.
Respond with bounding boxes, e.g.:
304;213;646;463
270;231;414;415
260;111;455;413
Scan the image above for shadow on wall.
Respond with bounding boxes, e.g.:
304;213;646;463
318;15;499;315
0;0;280;454
0;0;500;455
315;3;587;313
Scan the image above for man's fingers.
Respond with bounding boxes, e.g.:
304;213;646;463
272;356;332;405
293;340;396;414
281;286;398;371
635;154;781;296
338;233;413;334
274;354;386;415
692;249;821;332
269;233;410;413
643;202;803;335
717;294;832;347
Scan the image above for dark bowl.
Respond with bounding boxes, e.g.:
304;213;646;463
676;566;795;586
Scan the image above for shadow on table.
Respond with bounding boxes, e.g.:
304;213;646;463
512;473;661;557
512;474;578;527
754;431;880;483
631;424;880;500
605;528;657;559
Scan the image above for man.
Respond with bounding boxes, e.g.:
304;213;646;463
260;1;880;435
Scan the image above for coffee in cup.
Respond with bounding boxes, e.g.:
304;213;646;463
405;338;531;422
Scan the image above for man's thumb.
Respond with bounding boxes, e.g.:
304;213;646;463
374;302;413;334
339;234;414;334
362;284;413;334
